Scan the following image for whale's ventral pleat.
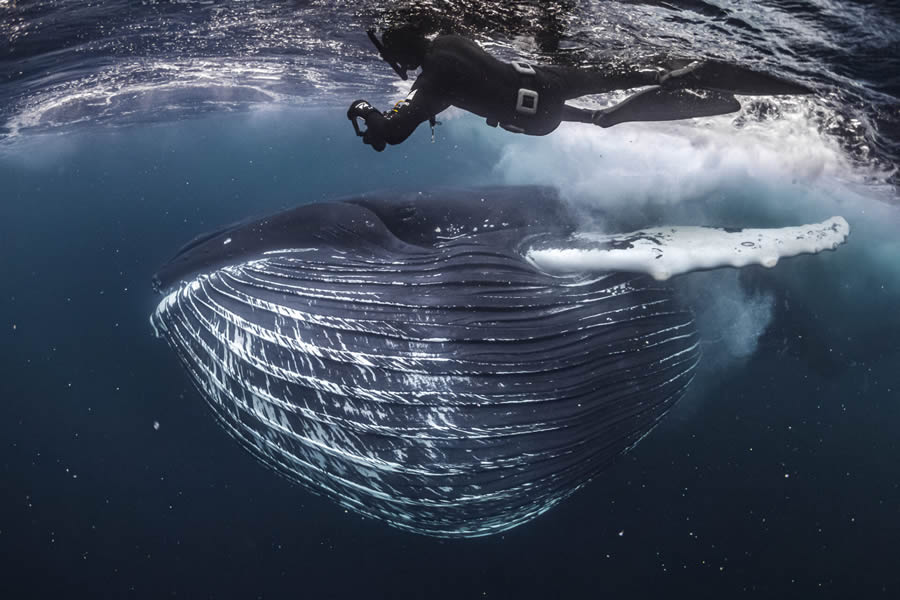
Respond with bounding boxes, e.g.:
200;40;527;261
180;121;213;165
151;186;700;537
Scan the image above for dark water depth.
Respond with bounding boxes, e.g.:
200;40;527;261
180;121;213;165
2;0;900;597
2;109;900;598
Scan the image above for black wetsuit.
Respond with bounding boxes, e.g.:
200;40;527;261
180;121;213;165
364;35;661;145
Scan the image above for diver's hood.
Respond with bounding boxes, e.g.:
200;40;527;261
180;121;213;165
367;29;409;80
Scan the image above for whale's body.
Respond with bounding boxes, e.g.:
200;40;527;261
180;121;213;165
151;186;700;537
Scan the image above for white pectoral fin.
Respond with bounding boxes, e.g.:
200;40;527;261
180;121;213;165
527;217;850;280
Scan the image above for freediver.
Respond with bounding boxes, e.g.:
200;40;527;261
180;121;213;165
348;28;812;151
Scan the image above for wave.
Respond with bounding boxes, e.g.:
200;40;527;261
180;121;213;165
1;0;897;192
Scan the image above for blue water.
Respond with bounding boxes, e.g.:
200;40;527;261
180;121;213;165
2;1;900;597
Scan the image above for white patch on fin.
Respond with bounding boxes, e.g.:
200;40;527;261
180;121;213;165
528;217;850;280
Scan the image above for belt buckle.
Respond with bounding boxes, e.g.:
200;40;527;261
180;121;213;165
512;61;536;76
516;88;539;115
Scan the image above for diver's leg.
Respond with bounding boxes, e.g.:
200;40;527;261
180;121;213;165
661;60;813;95
563;86;743;129
543;65;662;100
561;104;596;124
562;103;628;128
549;60;811;102
592;87;741;128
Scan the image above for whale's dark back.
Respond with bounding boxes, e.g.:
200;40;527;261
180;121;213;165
151;187;699;537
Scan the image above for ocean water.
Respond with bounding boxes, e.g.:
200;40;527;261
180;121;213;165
2;1;900;598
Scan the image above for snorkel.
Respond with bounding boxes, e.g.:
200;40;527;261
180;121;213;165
367;29;408;80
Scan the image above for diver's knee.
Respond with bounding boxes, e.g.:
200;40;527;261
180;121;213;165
591;109;612;128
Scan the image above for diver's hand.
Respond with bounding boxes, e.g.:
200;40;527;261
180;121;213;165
360;110;388;152
347;99;378;121
363;128;387;152
347;99;386;150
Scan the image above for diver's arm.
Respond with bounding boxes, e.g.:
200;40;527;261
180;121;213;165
372;84;450;145
365;103;427;146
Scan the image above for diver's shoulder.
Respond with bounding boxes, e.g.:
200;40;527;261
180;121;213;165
432;34;483;52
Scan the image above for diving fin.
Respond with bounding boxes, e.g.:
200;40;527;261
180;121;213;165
662;60;813;96
596;86;741;127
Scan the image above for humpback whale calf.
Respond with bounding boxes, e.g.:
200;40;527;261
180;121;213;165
151;186;848;537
